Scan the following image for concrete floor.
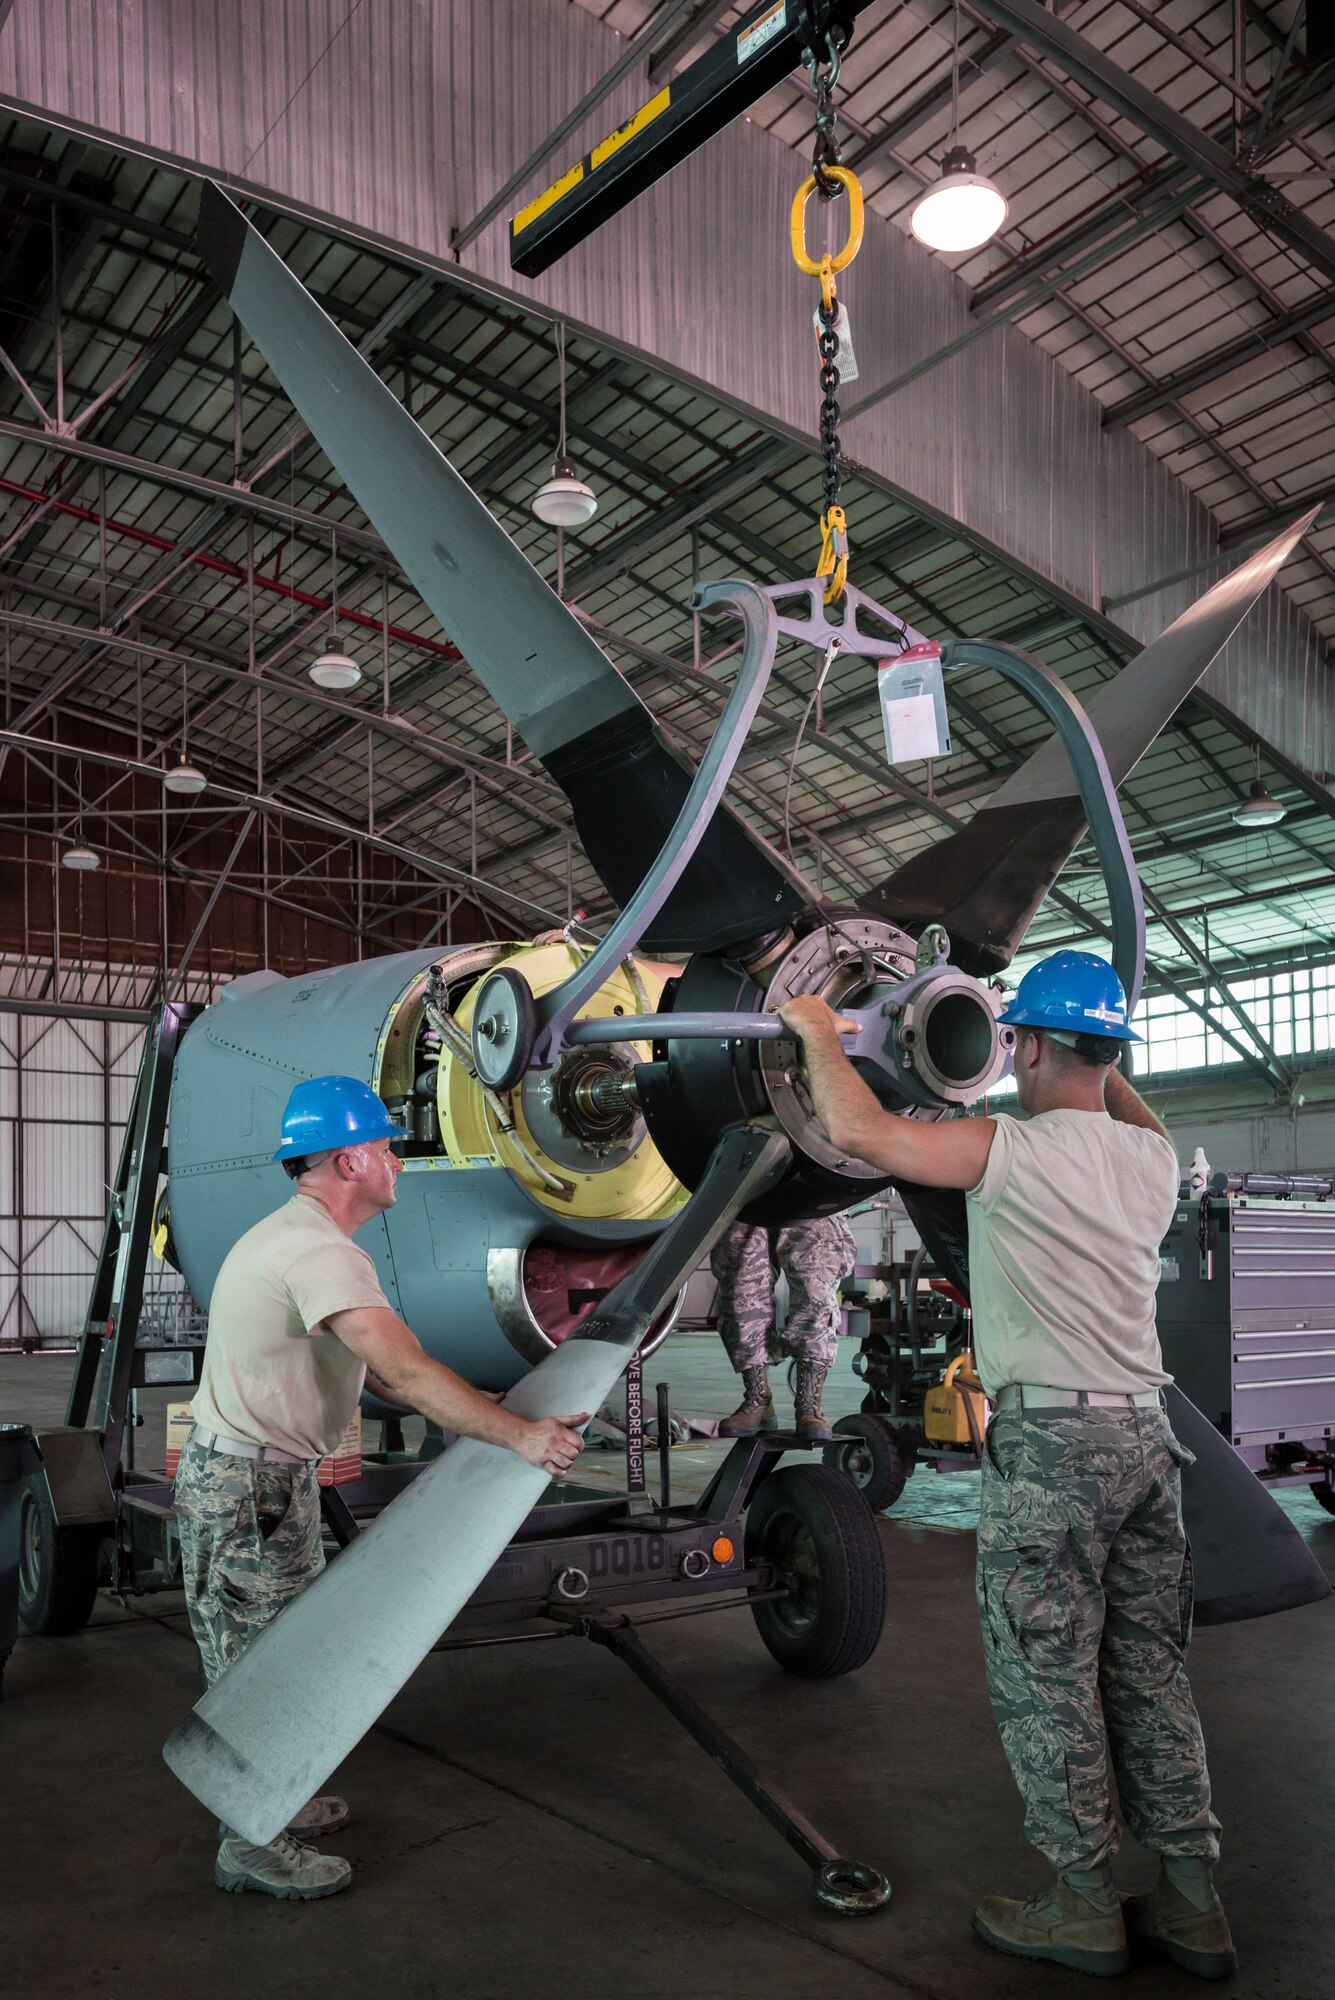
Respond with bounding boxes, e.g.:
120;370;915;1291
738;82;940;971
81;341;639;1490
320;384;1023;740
2;1336;1333;2000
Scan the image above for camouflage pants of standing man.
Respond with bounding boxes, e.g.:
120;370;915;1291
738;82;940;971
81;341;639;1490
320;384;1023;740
174;1433;324;1689
976;1405;1221;1873
710;1216;855;1373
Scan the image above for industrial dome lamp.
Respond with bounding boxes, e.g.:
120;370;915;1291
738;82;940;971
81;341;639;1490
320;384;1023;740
310;526;363;689
61;838;100;870
910;3;1007;254
163;664;208;795
1233;745;1287;827
532;324;597;529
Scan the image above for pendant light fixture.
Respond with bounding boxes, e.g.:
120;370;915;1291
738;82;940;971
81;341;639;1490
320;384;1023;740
310;526;363;689
61;834;100;870
911;2;1008;254
1232;744;1287;827
163;663;208;795
532;324;598;529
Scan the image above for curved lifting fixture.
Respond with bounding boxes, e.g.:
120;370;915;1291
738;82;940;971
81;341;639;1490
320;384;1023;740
497;576;1146;1100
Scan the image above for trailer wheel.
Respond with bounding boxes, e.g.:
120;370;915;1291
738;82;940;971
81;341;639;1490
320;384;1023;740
824;1414;912;1512
1311;1480;1335;1517
745;1465;886;1678
17;1473;101;1636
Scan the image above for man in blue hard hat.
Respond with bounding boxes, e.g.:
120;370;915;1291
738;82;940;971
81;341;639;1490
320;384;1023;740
779;951;1235;1981
175;1073;588;1905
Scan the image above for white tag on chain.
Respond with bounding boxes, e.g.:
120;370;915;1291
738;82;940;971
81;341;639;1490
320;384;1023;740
878;645;951;765
813;301;859;383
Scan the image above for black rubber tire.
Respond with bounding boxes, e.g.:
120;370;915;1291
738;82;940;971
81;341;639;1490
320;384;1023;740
17;1472;101;1636
1310;1480;1335;1516
824;1414;912;1512
745;1464;887;1679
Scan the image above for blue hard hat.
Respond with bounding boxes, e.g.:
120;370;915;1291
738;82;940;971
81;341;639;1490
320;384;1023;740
998;950;1142;1043
272;1075;403;1161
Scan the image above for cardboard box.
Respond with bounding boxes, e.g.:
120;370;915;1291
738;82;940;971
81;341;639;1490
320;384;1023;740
165;1401;195;1478
317;1409;362;1486
166;1405;362;1484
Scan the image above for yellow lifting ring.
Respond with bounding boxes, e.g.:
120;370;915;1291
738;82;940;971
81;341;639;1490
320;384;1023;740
790;167;864;295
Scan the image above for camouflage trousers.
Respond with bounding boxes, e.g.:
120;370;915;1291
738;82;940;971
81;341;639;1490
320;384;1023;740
174;1433;324;1689
710;1216;856;1373
977;1405;1221;1873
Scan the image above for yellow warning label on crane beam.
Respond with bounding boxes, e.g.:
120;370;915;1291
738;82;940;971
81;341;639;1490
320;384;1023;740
512;88;672;239
591;89;670;170
512;161;586;239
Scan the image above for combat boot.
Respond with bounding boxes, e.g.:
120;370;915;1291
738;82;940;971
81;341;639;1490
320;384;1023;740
1124;1858;1238;1979
215;1829;352;1900
973;1872;1132;1977
793;1359;834;1442
719;1366;776;1437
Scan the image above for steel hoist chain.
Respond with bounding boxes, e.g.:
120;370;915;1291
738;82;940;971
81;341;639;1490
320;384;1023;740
791;16;862;605
802;15;846;198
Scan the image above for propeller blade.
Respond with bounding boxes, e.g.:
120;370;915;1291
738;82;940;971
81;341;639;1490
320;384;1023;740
195;183;806;953
1163;1383;1330;1624
163;1122;791;1845
889;1182;1329;1623
868;511;1320;974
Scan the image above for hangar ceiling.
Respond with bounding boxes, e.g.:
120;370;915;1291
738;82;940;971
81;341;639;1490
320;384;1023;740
0;1;1332;1091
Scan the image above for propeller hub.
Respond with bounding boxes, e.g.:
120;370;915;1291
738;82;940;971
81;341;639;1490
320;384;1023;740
877;961;1015;1108
758;917;1014;1167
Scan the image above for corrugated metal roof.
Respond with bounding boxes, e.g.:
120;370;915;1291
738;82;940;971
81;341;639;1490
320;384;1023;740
1;7;1332;1024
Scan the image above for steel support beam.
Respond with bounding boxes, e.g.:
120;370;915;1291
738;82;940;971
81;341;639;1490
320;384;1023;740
1104;285;1335;431
967;0;1335;288
0;727;563;933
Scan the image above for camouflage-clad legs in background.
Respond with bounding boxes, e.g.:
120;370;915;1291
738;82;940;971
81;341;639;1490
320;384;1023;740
174;1434;323;1686
710;1215;856;1371
977;1406;1221;1874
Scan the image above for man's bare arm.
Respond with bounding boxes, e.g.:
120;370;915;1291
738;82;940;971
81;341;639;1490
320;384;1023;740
777;996;997;1190
1103;1064;1169;1139
327;1306;586;1475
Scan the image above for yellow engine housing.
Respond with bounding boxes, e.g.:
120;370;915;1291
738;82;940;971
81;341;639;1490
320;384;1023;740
437;941;688;1223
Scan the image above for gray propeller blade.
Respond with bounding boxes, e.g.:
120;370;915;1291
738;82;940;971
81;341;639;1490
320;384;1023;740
870;510;1319;974
197;181;636;760
163;1123;791;1846
1164;1383;1330;1624
195;183;807;953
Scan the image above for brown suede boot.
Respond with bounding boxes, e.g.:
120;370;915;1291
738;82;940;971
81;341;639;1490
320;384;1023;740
1124;1858;1238;1979
793;1360;834;1442
973;1874;1132;1977
718;1366;776;1437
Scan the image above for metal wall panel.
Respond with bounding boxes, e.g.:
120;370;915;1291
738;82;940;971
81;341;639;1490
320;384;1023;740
0;1008;121;1344
1;0;1328;780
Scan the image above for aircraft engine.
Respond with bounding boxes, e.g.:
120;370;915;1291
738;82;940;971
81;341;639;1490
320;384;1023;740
168;939;690;1392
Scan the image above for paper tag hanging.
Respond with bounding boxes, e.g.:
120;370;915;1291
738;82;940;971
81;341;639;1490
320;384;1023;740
813;301;859;382
878;644;951;766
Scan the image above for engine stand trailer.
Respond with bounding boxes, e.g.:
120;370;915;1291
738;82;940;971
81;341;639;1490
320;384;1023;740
18;1001;205;1637
17;1001;892;1914
572;1606;889;1914
320;1424;892;1915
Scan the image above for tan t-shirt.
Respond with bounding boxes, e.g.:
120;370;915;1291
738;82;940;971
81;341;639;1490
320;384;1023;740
190;1191;390;1457
965;1109;1180;1399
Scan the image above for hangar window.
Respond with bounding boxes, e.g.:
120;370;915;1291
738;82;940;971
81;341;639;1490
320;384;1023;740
1132;962;1335;1078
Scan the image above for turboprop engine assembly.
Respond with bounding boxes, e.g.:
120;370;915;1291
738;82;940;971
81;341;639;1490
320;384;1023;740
167;912;1014;1395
